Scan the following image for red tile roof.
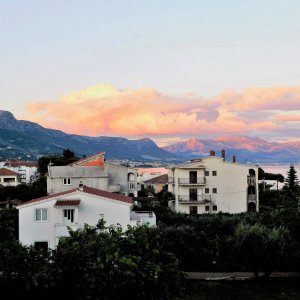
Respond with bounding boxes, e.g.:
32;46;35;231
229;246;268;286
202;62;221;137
55;199;81;206
69;152;105;166
17;185;132;207
0;168;19;176
144;174;168;185
83;186;133;204
17;189;78;206
4;161;38;168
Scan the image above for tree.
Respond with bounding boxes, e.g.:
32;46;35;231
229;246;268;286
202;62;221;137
284;164;299;192
234;223;291;277
48;220;185;299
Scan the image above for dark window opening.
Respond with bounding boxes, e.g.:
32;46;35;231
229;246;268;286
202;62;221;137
189;171;197;184
189;206;198;215
64;209;74;223
189;188;197;201
34;241;48;251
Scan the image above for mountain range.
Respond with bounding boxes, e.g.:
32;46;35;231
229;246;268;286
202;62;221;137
0;110;178;162
163;136;300;164
0;110;299;164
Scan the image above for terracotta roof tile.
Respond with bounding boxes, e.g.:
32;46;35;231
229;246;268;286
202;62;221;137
4;161;38;168
83;186;133;204
0;168;19;176
17;189;78;206
143;174;168;185
55;199;81;206
17;186;132;207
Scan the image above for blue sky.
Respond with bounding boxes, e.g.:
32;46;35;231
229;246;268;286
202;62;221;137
1;1;300;143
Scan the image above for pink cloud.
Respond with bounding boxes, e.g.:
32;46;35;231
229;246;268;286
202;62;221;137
23;83;300;140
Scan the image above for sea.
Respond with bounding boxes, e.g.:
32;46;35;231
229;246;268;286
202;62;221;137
260;164;300;177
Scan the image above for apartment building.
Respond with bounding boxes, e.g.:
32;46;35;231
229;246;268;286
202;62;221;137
168;150;259;214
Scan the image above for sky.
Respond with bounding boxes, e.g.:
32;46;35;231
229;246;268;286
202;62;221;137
1;0;300;146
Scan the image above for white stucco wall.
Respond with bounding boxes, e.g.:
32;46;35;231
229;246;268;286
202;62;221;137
18;191;132;248
169;157;259;214
48;177;109;194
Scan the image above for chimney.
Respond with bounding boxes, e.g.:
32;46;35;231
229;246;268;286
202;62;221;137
78;181;84;192
210;150;215;157
233;155;237;163
221;149;226;161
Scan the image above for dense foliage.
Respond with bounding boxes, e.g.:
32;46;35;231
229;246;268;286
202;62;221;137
0;165;299;298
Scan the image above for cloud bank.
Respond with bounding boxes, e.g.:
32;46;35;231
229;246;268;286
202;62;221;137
24;84;300;145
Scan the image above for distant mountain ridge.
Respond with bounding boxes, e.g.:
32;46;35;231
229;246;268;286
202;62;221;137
163;136;300;164
0;110;178;161
0;110;299;164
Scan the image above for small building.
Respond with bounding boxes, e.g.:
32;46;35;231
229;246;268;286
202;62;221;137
168;150;259;214
143;174;168;193
47;152;139;196
136;167;168;187
0;168;21;187
3;160;38;183
17;184;156;249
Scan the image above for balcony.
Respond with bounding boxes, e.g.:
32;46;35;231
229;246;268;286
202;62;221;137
130;211;156;226
178;194;211;203
128;181;135;191
247;176;256;186
247;194;256;203
178;177;206;185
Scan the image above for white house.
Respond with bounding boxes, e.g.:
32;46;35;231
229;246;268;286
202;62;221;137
3;160;38;183
47;152;139;196
0;168;21;187
17;184;156;249
168;150;259;214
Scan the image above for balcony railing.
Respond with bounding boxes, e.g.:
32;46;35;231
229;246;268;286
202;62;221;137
247;194;256;202
178;195;211;203
247;176;256;186
168;177;175;184
130;211;156;226
178;177;206;185
128;181;135;190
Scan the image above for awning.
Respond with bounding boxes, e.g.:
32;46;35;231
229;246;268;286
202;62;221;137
54;199;81;207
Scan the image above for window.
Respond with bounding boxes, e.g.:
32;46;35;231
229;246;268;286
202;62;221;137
189;188;198;201
34;241;48;251
63;178;71;185
35;208;48;222
213;205;217;211
205;171;209;176
189;171;197;184
213;188;217;193
63;209;75;223
205;188;210;194
205;205;210;212
189;206;198;215
212;171;217;176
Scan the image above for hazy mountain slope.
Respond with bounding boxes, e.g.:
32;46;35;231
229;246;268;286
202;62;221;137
0;110;178;161
163;136;300;164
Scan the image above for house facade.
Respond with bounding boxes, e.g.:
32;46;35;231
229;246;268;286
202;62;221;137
168;150;259;214
3;160;38;183
47;152;139;196
0;168;21;187
17;185;156;249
